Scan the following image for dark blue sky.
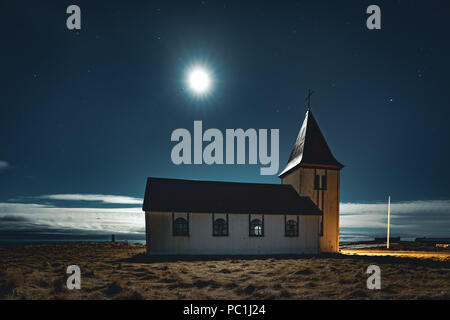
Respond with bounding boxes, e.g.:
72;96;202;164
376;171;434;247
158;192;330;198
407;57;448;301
1;0;450;206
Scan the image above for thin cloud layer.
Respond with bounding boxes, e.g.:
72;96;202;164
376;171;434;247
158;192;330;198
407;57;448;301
0;202;144;237
38;194;143;204
340;200;450;241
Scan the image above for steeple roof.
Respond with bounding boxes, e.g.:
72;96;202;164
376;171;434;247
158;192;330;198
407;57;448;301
279;109;343;178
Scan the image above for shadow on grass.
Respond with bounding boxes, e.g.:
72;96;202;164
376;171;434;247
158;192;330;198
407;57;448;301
120;252;450;269
120;253;321;264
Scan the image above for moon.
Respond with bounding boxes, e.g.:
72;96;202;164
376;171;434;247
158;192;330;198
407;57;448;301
186;66;212;96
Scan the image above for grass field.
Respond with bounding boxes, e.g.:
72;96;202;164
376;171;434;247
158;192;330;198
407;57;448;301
0;242;449;300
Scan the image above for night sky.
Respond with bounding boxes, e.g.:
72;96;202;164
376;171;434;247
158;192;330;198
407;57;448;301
1;0;450;242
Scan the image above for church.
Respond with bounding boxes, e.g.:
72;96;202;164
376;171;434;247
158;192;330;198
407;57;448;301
142;108;343;254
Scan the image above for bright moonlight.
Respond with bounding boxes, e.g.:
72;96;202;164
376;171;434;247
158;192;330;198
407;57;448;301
187;67;212;96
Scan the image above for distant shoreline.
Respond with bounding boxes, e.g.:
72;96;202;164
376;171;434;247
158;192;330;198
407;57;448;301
0;239;146;245
1;237;448;249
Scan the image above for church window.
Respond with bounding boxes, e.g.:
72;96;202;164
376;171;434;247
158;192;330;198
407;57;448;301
321;175;327;190
314;174;327;190
249;218;263;236
173;217;189;236
320;216;324;236
285;217;299;237
213;218;228;236
314;174;320;190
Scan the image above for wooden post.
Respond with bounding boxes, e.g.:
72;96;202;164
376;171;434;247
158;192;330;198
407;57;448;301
387;195;391;249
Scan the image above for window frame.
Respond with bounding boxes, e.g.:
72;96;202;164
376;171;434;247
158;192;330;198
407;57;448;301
284;215;299;237
212;214;229;237
249;215;264;237
172;213;189;236
314;174;320;190
320;215;324;237
321;174;327;190
314;170;328;191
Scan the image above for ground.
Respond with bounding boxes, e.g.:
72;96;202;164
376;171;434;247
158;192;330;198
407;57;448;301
0;242;449;300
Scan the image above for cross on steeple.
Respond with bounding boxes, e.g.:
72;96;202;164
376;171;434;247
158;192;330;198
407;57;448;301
305;89;314;110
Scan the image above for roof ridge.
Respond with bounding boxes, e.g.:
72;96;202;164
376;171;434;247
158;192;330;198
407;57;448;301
147;177;294;188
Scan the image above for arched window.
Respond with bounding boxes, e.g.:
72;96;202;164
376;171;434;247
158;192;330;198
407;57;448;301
285;219;299;237
213;218;228;236
173;217;188;236
250;219;263;236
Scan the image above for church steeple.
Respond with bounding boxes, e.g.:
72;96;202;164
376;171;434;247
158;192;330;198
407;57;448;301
279;109;343;178
279;107;343;253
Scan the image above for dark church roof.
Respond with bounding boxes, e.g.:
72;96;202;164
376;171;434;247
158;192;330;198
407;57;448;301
279;109;343;178
143;177;322;215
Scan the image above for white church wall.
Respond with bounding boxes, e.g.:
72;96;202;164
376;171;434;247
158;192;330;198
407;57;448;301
146;211;320;255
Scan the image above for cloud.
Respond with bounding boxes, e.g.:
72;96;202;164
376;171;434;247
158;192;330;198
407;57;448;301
340;200;450;241
0;160;10;172
0;202;144;236
341;200;450;215
0;193;144;241
38;194;142;204
0;215;29;222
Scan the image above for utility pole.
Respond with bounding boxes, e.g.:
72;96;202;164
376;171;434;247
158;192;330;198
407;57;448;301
387;195;391;249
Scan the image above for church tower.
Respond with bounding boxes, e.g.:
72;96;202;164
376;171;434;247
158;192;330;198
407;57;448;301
279;108;343;253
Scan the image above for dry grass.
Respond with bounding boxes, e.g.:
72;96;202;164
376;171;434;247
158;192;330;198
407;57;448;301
0;242;449;300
